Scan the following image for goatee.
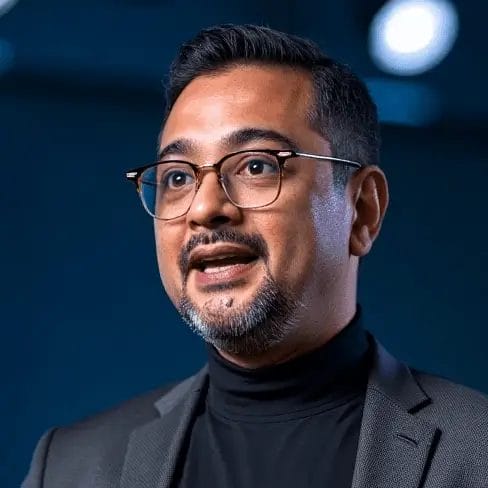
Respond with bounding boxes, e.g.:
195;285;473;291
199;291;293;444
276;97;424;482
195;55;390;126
178;274;302;356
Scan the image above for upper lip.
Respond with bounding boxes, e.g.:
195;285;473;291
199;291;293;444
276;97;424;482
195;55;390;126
188;244;259;271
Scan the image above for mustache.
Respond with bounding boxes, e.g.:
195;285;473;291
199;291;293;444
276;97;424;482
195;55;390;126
179;229;269;277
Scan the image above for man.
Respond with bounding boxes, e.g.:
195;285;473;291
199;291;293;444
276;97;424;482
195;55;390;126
23;24;488;488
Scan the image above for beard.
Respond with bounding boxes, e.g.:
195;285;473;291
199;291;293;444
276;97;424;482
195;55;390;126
177;273;302;356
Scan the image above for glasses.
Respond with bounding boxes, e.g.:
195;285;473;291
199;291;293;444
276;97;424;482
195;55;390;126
126;149;363;220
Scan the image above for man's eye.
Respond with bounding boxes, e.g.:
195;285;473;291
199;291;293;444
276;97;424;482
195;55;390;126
242;158;278;176
162;170;195;189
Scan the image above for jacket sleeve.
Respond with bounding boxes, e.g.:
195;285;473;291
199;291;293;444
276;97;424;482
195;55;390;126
21;428;57;488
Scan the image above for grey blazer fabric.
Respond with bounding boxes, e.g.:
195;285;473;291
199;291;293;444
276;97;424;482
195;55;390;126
22;333;488;488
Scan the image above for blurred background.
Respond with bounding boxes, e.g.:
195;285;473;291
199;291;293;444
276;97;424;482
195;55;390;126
1;0;487;485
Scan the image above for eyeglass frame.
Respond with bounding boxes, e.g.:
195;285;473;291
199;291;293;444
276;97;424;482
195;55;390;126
125;148;364;220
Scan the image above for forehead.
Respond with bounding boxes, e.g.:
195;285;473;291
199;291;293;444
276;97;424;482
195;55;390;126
160;65;315;152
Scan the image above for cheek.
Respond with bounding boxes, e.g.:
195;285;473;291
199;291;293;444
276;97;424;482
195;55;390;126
154;224;184;302
310;189;351;269
265;179;350;292
263;202;318;291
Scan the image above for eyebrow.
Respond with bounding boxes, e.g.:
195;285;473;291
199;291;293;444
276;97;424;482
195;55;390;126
157;127;301;160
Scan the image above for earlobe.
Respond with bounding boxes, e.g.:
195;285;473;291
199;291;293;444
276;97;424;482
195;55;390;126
350;224;372;257
349;166;389;257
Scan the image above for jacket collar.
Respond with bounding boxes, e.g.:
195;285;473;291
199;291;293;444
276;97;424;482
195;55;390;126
121;333;440;488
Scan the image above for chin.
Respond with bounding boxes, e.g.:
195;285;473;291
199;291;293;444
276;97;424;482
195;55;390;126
177;272;301;356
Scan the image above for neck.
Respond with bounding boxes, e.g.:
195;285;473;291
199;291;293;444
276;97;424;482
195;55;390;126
206;303;370;418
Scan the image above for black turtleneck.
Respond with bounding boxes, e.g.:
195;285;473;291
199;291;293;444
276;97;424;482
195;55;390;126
176;304;372;488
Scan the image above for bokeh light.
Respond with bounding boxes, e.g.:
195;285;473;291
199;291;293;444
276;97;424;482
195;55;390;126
369;0;459;75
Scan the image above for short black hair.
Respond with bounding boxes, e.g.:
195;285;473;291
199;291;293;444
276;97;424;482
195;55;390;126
164;24;380;190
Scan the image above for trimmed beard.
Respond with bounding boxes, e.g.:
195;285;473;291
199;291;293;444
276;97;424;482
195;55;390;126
177;274;302;356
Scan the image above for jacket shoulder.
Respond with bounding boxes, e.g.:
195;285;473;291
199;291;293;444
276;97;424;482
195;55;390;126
50;381;181;449
22;380;185;488
411;368;488;413
70;383;176;428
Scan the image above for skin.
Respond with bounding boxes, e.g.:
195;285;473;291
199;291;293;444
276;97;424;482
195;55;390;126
155;64;389;368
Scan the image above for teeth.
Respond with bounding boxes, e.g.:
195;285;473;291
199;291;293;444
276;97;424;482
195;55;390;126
203;264;238;274
196;255;256;272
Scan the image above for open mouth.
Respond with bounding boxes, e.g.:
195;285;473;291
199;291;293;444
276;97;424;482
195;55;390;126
187;244;261;285
193;254;258;274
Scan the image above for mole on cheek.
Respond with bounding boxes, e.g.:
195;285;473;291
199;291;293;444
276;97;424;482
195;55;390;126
224;297;234;308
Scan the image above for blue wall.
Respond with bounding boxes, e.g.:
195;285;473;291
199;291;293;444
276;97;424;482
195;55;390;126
1;2;487;486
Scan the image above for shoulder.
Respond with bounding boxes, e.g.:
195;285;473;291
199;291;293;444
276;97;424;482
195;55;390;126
411;368;488;416
51;381;180;446
369;341;488;484
370;334;488;423
22;381;184;487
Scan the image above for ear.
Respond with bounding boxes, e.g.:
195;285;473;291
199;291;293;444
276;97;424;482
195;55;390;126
349;165;389;257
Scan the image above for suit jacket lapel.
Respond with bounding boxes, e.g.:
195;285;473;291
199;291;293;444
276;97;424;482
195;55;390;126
352;334;441;488
120;366;209;488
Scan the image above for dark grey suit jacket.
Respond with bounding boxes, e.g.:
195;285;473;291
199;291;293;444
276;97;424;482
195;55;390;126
22;333;488;487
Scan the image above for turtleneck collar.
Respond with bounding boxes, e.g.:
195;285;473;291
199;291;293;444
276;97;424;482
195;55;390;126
205;304;372;420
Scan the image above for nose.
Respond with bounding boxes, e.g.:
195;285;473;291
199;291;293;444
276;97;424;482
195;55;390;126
186;170;242;230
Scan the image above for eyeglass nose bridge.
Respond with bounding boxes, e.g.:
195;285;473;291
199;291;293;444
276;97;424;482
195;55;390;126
190;161;237;212
192;161;226;189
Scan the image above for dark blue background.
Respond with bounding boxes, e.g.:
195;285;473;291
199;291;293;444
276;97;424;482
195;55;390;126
1;1;487;486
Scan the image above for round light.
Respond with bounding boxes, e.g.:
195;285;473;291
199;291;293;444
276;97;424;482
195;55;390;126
0;0;19;17
369;0;459;76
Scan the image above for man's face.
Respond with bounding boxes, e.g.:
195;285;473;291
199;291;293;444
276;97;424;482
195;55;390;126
155;65;355;357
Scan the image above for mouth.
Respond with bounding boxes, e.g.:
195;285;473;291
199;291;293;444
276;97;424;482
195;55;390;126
188;245;261;287
193;254;258;273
